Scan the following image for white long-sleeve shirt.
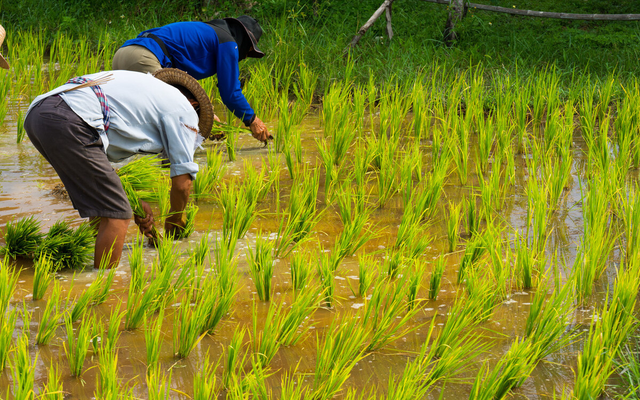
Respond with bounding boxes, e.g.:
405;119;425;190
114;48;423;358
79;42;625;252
26;70;201;179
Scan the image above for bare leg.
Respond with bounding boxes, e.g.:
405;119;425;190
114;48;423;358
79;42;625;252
94;217;130;269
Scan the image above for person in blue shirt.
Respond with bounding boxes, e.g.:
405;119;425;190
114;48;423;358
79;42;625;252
113;16;271;143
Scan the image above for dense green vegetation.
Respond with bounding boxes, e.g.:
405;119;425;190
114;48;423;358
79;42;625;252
2;0;639;91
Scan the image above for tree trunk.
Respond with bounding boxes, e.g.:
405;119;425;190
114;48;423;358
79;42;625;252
444;0;466;46
386;2;394;41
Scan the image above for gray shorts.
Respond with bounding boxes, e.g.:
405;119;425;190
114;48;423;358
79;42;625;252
112;45;162;74
24;96;133;220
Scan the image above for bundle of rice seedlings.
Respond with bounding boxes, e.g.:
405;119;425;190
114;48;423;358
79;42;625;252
116;155;165;202
1;216;43;258
36;221;95;270
121;179;161;242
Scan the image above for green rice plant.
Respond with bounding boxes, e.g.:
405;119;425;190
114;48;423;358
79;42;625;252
0;258;19;314
352;140;374;188
224;112;240;162
428;255;446;300
41;361;64;400
100;303;124;356
70;282;102;322
384;247;405;279
253;289;318;367
200;238;239;334
122;179;161;242
128;232;146;291
147;368;173;400
0;308;17;371
465;196;479;238
406;262;424;311
616;340;640;399
394;204;433;261
526;175;549;253
316;137;339;202
434;295;487;359
144;308;164;372
36;281;64;345
16;107;26;144
524;279;577;359
247;232;275;302
156;176;171;230
156;233;180;273
457;234;486;284
280;369;308;400
243;160;274;205
176;202;198;239
274;166;322;258
317;253;335;308
514;233;543;290
223;327;248;390
446;202;463;252
330;187;376;271
363;275;423;351
313;315;369;400
32;253;55;300
354;253;377;297
10;334;36;400
124;268;157;330
292;59;317;122
218;179;257;253
275;91;295;154
289;250;313;291
173;289;207;358
193;160;221;200
469;337;539;400
194;352;220;400
407;161;447;222
95;341;121;400
476;115;495;173
375;136;400;208
448;128;469;186
64;311;94;377
1;216;43;258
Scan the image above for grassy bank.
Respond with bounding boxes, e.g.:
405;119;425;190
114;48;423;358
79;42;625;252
2;0;640;92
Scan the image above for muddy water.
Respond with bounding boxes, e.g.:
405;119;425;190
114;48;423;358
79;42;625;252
0;101;622;399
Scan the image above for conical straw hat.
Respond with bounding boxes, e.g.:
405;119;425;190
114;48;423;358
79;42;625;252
0;25;9;70
152;68;214;139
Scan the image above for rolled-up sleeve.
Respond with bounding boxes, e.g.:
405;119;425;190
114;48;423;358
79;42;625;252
160;114;199;180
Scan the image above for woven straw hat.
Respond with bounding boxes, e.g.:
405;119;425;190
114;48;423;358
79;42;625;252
152;68;214;138
0;25;9;70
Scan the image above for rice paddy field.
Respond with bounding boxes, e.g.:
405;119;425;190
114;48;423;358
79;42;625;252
2;29;640;399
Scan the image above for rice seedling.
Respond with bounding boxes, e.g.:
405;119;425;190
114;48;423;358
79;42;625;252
155;176;172;230
193;352;220;400
457;234;486;284
200;238;239;334
101;303;124;356
316;137;339;202
147;368;173;400
95;341;121;400
289;250;313;291
363;275;423;351
352;253;377;298
406;161;447;222
465;266;499;322
32;254;55;301
406;262;424;311
394;205;433;262
1;216;43;258
375;136;400;208
433;295;487;359
0;258;19;315
175;202;198;239
10;334;36;400
122;179;161;242
446;202;463;252
514;233;543;290
247;232;275;302
525;175;549;253
223;327;249;390
429;255;446;300
352;140;374;188
465;196;479;238
70;282;101;323
64;311;94;377
218;179;257;253
37;221;95;270
275;91;296;154
280;369;308;400
331;188;376;271
0;308;16;371
313;315;370;400
173;289;207;358
16;107;26;144
41;361;64;400
317;253;335;308
274;166;322;258
36;281;64;345
144;308;164;372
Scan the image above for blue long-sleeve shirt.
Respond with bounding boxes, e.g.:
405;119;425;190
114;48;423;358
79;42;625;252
121;21;255;125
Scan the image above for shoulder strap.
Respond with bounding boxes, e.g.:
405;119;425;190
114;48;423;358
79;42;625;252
141;32;175;65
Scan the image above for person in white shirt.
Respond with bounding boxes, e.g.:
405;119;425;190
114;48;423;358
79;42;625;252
24;69;213;269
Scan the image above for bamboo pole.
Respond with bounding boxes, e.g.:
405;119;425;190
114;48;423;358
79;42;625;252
422;0;640;21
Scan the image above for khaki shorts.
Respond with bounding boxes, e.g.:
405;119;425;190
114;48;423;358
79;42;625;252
25;96;133;220
112;45;162;74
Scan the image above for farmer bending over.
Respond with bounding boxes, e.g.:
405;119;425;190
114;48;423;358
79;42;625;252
113;15;271;143
24;69;212;268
